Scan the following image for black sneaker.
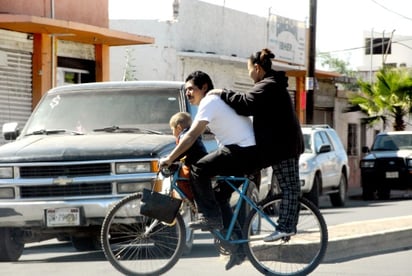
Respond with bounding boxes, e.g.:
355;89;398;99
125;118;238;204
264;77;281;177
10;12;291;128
225;252;245;270
188;217;223;230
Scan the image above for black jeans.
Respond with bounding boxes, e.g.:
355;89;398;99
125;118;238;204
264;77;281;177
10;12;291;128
190;144;258;227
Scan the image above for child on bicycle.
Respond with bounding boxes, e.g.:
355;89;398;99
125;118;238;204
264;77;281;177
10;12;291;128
169;112;208;201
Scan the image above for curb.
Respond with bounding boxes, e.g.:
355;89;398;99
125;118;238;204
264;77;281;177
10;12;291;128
324;215;412;262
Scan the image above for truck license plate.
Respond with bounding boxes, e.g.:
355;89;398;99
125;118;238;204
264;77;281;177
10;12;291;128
385;171;399;178
46;207;80;227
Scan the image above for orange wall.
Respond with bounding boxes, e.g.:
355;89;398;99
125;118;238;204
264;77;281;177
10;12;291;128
0;0;108;27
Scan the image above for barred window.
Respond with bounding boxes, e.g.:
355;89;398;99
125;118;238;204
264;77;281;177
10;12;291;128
347;123;358;156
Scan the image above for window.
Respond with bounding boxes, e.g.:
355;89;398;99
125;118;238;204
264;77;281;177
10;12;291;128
320;131;334;150
365;37;392;55
347;123;358;156
57;67;89;86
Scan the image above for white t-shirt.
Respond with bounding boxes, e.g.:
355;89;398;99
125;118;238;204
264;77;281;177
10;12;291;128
194;95;255;148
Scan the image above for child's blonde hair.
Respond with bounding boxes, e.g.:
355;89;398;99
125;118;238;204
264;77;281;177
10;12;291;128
169;112;192;129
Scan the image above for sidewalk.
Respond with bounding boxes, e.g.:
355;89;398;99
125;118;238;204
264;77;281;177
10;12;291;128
324;187;412;262
325;215;412;262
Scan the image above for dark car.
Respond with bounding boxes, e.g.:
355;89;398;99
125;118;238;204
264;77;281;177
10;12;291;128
360;131;412;200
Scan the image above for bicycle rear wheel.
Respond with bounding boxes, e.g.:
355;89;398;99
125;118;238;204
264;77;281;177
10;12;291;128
243;195;328;276
101;192;186;276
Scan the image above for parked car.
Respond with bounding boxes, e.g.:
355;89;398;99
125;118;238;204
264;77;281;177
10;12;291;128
0;81;272;261
299;125;350;207
360;131;412;200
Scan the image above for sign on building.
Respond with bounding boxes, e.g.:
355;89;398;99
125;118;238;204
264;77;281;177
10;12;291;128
267;14;306;66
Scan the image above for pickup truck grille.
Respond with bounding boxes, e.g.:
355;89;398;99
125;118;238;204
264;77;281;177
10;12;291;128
375;158;405;170
19;163;111;178
20;182;112;198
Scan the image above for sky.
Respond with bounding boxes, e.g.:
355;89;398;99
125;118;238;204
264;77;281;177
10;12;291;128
109;0;412;69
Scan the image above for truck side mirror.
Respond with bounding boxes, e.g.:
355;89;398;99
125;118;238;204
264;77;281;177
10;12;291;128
361;146;370;153
2;122;20;140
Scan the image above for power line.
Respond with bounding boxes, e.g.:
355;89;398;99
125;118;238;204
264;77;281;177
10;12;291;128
371;0;412;21
319;38;412;55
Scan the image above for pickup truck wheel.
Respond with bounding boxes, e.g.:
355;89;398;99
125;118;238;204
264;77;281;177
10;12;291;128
329;173;347;207
362;183;375;200
377;187;390;200
71;236;101;252
304;174;320;207
0;228;24;261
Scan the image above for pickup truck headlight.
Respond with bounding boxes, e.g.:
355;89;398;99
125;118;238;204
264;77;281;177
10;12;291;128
360;160;375;168
116;161;157;174
0;167;13;178
407;159;412;168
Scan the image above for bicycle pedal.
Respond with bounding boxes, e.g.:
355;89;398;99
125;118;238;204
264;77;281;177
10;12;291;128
214;239;235;255
161;218;177;227
281;236;291;242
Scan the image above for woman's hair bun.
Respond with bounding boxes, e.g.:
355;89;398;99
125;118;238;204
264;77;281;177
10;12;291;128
262;48;275;59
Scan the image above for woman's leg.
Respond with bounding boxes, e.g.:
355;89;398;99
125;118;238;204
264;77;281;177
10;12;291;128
272;157;301;233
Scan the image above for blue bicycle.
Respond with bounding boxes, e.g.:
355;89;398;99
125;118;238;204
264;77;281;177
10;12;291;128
101;161;328;275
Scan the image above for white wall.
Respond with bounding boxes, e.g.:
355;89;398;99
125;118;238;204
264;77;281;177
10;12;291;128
359;32;412;71
109;0;268;85
110;20;178;81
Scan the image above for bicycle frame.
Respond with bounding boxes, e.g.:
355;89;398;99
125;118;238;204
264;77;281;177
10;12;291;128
102;162;328;276
162;162;277;244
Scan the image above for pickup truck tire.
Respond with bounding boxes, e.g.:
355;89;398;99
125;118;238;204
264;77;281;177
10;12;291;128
362;182;375;200
0;228;24;261
377;186;390;200
71;235;101;252
330;173;347;207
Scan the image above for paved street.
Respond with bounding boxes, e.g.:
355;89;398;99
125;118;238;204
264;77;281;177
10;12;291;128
1;190;411;275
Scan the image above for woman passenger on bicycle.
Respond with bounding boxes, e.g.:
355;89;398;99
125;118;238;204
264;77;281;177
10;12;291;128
208;48;304;242
160;70;258;270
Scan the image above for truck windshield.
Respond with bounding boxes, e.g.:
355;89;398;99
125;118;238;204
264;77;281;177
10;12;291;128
371;134;412;151
23;88;182;135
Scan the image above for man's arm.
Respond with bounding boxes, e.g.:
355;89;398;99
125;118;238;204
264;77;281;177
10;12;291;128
160;120;208;167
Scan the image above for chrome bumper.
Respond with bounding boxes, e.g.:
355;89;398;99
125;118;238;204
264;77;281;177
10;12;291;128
0;196;124;227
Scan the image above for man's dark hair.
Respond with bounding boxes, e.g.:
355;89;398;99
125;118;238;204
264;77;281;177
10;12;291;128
185;71;214;92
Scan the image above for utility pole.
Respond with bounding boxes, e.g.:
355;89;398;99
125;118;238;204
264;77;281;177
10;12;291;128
306;0;317;124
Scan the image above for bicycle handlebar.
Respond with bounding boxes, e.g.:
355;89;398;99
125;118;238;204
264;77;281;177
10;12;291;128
158;162;181;177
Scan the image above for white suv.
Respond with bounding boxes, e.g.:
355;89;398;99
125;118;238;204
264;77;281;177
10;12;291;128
299;125;350;207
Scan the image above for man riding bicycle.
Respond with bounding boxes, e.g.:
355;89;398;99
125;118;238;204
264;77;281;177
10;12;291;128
160;70;258;270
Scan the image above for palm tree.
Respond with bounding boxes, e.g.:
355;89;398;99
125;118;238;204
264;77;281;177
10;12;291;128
348;68;412;131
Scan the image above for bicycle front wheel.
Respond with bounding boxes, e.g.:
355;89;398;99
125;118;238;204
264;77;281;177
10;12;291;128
243;195;328;276
101;193;186;276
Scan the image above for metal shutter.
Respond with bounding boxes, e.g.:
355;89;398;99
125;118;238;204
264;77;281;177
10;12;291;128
0;30;33;145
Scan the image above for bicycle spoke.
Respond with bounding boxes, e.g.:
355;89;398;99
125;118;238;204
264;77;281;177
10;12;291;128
101;193;185;276
244;195;328;276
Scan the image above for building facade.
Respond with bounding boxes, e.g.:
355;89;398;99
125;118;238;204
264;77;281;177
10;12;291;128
0;0;153;144
108;0;369;188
